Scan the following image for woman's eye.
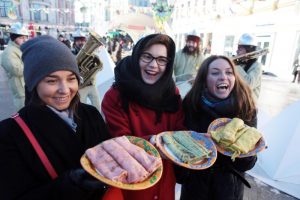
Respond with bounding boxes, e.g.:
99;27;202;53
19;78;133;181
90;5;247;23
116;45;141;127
68;77;77;81
158;58;168;63
46;79;56;83
143;55;152;59
226;71;233;75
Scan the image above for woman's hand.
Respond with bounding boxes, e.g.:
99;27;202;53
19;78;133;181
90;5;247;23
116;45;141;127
149;135;167;159
68;169;108;191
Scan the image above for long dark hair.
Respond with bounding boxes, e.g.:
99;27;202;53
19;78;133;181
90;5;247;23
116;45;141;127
184;55;256;122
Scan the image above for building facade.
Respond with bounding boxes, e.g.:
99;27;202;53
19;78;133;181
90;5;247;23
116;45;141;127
0;0;75;40
170;0;300;79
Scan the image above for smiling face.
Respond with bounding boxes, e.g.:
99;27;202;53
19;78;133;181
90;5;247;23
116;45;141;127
206;58;235;99
186;40;198;53
139;44;168;84
36;70;78;111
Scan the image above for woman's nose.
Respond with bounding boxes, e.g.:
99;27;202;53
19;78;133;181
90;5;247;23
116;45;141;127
149;58;159;68
58;82;68;93
219;72;226;79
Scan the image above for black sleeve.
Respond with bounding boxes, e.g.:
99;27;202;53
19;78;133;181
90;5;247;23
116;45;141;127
173;164;190;184
0;120;105;200
232;156;257;172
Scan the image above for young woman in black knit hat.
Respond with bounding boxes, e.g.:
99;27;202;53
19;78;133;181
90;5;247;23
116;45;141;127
0;35;111;200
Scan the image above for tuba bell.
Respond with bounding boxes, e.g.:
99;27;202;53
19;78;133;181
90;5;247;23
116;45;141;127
76;31;105;88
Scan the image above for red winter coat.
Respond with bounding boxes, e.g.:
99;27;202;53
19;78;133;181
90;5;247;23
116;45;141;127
102;87;185;200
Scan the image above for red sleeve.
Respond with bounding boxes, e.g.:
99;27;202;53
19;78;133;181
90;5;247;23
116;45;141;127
101;88;132;137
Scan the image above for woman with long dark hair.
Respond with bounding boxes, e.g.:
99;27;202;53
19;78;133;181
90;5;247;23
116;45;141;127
102;34;185;200
177;55;257;200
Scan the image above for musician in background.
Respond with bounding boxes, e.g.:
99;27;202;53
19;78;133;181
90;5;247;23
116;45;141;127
72;30;86;55
72;30;101;110
235;33;262;101
173;34;206;82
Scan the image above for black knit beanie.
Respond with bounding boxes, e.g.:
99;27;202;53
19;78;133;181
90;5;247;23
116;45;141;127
21;35;80;92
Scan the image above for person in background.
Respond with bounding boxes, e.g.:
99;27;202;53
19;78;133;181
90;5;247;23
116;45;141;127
176;55;258;200
72;30;86;55
0;35;111;200
0;29;5;50
101;34;185;200
235;33;262;101
72;30;101;111
1;22;28;112
173;34;206;82
292;53;300;83
58;33;71;49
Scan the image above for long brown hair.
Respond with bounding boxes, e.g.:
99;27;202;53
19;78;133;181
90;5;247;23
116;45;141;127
184;55;256;122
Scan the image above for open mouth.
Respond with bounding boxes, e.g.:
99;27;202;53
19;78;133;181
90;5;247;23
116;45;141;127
216;83;229;90
145;70;158;76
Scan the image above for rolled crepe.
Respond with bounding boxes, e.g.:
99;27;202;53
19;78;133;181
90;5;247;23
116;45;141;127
102;139;149;183
212;118;244;143
172;131;211;159
85;145;127;183
114;136;162;174
221;118;244;143
230;127;262;154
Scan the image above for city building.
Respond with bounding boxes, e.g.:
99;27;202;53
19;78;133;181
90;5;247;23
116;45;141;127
0;0;75;40
170;0;300;79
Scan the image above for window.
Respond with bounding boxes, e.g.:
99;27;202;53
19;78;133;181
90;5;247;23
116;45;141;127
0;0;13;17
45;6;48;22
30;3;41;22
224;35;235;57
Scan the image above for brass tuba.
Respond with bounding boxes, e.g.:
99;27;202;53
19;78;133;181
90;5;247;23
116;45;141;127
232;48;269;64
76;31;105;88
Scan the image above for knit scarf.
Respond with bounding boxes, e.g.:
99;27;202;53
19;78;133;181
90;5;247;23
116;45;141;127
200;89;237;118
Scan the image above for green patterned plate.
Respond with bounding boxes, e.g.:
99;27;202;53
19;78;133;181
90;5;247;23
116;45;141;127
80;136;163;190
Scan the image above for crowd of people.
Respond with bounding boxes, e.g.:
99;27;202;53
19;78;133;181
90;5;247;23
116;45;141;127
0;22;265;200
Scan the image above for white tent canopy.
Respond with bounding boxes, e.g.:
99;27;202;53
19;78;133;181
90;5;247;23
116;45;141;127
258;100;300;184
94;46;115;110
109;13;158;43
249;100;300;198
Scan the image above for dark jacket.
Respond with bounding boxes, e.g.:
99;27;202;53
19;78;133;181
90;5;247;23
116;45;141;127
0;103;110;200
176;99;257;200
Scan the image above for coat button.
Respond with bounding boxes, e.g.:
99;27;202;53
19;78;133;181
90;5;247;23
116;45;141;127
154;195;158;199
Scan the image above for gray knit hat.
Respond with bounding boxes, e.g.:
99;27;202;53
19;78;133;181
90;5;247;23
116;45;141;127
21;35;80;92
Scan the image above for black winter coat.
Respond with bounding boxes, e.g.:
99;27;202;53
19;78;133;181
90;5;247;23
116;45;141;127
176;101;257;200
0;103;111;200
